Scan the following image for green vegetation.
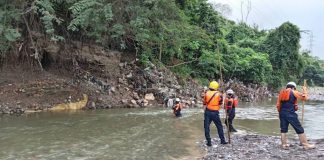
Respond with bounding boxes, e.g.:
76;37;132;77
1;0;323;88
300;52;324;86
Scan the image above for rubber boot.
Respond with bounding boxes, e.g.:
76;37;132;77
230;125;237;132
206;138;212;147
280;133;289;149
298;133;315;150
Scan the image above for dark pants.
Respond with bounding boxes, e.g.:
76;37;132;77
204;109;226;143
225;108;236;130
175;110;182;117
279;111;304;134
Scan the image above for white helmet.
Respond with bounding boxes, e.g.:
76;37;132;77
287;82;297;88
226;89;234;94
175;98;180;102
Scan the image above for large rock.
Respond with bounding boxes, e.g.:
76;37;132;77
110;86;116;93
131;99;137;105
118;78;124;84
173;85;181;90
144;93;155;101
143;99;149;106
126;73;133;79
132;92;140;100
137;99;149;107
90;102;96;109
121;99;128;104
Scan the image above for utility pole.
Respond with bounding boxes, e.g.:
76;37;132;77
309;31;313;54
240;0;252;23
300;30;313;55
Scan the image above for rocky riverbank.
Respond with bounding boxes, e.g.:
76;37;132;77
0;42;276;115
201;134;324;160
308;87;324;101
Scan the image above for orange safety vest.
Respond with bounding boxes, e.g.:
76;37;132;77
233;98;238;107
224;97;238;110
204;91;222;111
278;88;292;102
277;88;298;112
173;103;182;114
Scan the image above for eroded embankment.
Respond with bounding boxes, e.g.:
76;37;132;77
1;42;279;115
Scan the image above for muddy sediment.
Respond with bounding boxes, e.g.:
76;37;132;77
201;134;324;160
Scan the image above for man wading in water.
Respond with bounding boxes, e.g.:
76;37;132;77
224;89;238;132
172;98;183;117
277;82;315;150
203;81;227;146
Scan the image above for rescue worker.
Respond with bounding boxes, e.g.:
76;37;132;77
276;82;315;150
203;81;227;146
172;98;182;117
224;89;238;132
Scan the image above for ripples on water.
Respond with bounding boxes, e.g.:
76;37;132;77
0;101;322;159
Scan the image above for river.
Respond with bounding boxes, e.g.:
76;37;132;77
0;100;323;160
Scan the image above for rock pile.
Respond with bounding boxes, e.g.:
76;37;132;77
118;60;203;108
0;104;25;115
223;79;273;102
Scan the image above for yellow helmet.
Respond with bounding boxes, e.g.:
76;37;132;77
209;81;219;90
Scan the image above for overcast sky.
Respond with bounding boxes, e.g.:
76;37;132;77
208;0;324;59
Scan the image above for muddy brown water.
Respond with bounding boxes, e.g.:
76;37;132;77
0;100;323;159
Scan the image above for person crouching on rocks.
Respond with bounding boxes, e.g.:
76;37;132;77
276;82;315;150
203;81;227;146
224;89;238;132
172;98;183;117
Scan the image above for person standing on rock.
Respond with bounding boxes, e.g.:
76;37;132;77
276;82;315;150
172;98;183;117
203;81;227;146
224;89;238;132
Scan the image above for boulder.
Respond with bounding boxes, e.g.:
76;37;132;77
110;86;116;93
97;97;104;103
126;73;133;79
131;99;137;105
143;99;149;107
132;92;140;100
137;99;149;107
121;99;128;104
119;63;124;68
173;85;181;90
91;102;96;109
145;93;155;101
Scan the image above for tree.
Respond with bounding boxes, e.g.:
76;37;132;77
0;0;21;56
263;22;303;84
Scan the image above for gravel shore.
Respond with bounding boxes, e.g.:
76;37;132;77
201;134;324;160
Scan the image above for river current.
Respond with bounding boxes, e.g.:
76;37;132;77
0;100;322;159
